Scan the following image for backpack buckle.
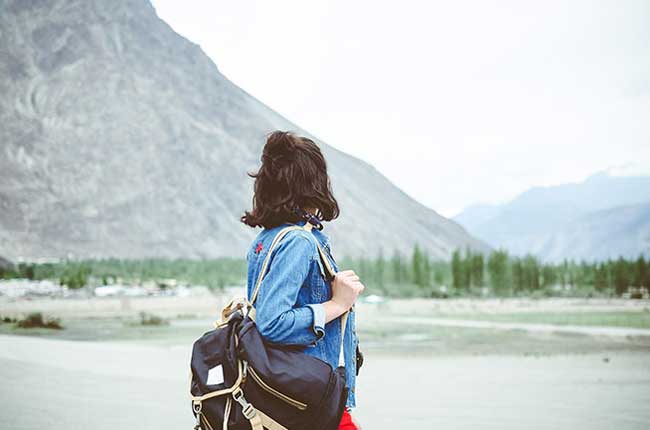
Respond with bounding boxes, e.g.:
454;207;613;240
232;388;257;419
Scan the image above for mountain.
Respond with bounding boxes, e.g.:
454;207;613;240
0;0;488;262
452;204;500;234
538;202;650;262
454;173;650;261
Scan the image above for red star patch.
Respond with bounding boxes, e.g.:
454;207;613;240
255;242;263;254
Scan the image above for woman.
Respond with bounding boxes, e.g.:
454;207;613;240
241;131;364;430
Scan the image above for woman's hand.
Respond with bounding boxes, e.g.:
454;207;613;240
332;270;365;309
323;270;365;323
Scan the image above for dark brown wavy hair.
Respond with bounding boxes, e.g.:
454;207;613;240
241;131;340;229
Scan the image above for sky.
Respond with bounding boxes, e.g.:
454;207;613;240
151;0;650;217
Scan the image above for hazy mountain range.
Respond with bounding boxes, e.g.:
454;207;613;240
454;173;650;262
0;0;488;262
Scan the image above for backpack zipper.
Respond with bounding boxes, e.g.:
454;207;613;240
248;367;308;410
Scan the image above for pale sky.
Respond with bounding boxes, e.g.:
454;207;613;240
152;0;650;217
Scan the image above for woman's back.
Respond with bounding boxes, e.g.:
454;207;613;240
245;220;358;408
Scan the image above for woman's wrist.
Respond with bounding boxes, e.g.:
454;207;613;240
322;300;347;323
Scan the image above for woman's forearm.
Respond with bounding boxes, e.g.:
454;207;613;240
322;299;347;324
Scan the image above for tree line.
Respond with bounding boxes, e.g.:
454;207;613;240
343;247;650;297
0;258;246;291
1;247;648;297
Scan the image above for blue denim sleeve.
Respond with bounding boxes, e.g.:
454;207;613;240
306;303;326;339
254;233;325;346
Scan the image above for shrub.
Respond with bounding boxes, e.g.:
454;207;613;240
138;311;169;326
15;312;63;329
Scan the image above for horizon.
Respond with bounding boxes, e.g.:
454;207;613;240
151;0;650;217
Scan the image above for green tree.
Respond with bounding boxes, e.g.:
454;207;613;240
644;257;650;288
488;250;510;295
633;256;647;287
391;251;405;285
461;248;472;288
612;257;629;295
433;268;444;286
594;263;608;291
412;245;426;287
18;263;35;280
541;264;556;288
560;259;569;287
471;253;485;287
451;249;462;290
522;255;540;291
60;263;91;289
511;258;523;293
576;261;593;287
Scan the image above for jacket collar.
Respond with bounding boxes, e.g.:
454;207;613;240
278;219;330;248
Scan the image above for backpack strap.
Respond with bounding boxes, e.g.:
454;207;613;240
249;225;304;305
303;223;349;367
249;223;350;368
231;387;288;430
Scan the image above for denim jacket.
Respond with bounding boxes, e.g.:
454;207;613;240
246;219;358;409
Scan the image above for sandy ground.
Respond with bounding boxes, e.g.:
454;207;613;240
1;334;649;430
2;296;650;429
382;316;650;336
2;296;649;320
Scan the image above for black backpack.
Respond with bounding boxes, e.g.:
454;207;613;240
189;224;349;430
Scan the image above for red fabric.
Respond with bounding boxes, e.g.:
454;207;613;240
339;410;359;430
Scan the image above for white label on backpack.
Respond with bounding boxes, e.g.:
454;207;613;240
207;364;224;385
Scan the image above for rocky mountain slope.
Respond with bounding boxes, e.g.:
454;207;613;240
454;173;650;261
0;0;488;261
